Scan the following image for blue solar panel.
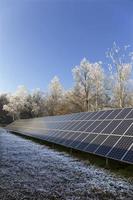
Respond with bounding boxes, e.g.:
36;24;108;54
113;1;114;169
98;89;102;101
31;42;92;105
6;108;133;165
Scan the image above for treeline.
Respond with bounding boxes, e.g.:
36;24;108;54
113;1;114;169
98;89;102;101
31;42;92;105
0;43;133;124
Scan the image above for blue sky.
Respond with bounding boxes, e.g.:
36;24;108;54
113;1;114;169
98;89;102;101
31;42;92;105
0;0;133;93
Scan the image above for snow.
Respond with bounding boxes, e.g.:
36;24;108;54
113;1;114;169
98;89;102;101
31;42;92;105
0;129;133;200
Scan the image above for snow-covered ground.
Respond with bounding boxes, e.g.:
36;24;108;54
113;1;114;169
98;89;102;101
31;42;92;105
0;128;133;200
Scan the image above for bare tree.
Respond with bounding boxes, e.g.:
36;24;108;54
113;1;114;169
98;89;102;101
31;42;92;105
106;42;133;108
65;85;86;113
46;76;64;115
90;61;105;110
72;58;105;111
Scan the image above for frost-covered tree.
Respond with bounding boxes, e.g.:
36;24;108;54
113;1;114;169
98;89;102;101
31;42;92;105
30;89;46;117
106;42;133;107
72;58;105;111
46;76;64;115
3;85;29;120
0;94;12;124
72;58;93;111
90;62;105;110
19;89;46;118
65;85;86;113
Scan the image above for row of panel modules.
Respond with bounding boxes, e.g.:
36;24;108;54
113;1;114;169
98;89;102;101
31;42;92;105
7;108;133;164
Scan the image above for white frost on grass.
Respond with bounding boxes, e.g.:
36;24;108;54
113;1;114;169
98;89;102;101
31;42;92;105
0;129;133;200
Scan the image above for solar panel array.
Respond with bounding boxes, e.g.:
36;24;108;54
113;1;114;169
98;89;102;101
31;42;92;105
7;108;133;164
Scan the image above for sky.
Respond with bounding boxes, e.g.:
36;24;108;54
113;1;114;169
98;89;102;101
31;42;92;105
0;0;133;93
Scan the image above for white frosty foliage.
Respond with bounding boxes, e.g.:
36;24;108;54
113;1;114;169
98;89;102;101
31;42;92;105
106;42;133;107
46;76;64;115
3;85;29;120
72;58;105;110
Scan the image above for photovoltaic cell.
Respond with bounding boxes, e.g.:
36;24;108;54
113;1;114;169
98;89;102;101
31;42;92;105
58;122;68;129
71;121;86;131
77;133;97;150
56;131;71;144
63;132;81;146
84;134;108;153
84;112;97;120
69;114;78;120
65;132;81;145
47;131;62;142
85;121;101;132
98;110;113;119
93;121;111;133
70;133;89;147
111;120;133;135
78;121;94;132
101;120;122;134
59;132;74;144
79;112;89;120
106;109;122;119
90;111;105;120
77;121;92;131
124;124;133;136
95;135;120;156
53;131;67;143
126;109;133;119
43;130;56;140
108;137;133;160
62;122;76;130
115;108;132;119
71;113;82;121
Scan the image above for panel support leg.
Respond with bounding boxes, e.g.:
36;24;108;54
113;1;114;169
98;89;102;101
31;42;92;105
52;143;55;149
105;158;109;168
70;148;72;154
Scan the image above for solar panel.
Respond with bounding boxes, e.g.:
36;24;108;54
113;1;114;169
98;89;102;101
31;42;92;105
69;133;88;148
78;121;94;131
105;109;122;119
90;111;105;120
95;135;120;156
107;136;133;160
55;131;70;144
126;109;133;119
98;109;113;119
77;133;97;150
101;120;122;134
85;121;102;132
115;108;132;119
77;121;90;131
84;134;108;153
93;121;111;133
84;112;97;120
6;107;133;165
111;120;133;135
125;124;133;136
62;132;77;146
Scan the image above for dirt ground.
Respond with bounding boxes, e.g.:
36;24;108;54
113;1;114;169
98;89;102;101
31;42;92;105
0;129;133;200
